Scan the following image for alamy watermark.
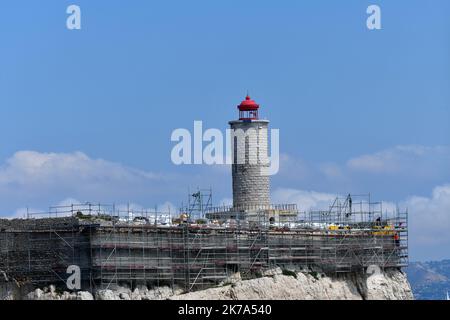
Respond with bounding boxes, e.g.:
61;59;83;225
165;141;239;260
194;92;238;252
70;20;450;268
367;4;381;30
66;265;81;290
64;5;381;31
66;5;81;30
170;121;280;176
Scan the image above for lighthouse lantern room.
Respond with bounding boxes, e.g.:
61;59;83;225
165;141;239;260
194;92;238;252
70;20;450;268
238;95;259;121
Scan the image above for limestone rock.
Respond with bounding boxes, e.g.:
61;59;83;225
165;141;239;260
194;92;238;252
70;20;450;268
77;291;94;300
262;267;282;277
12;268;414;300
119;292;131;300
96;289;120;300
364;270;413;300
27;288;44;300
219;272;242;286
171;269;413;300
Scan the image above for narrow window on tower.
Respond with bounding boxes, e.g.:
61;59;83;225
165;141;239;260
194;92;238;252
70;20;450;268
233;136;238;173
257;128;260;164
245;136;249;164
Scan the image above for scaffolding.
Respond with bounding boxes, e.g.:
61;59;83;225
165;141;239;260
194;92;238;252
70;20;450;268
0;195;408;293
180;188;213;221
0;217;92;290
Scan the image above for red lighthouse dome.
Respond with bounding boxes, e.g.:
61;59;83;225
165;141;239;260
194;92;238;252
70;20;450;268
237;95;259;120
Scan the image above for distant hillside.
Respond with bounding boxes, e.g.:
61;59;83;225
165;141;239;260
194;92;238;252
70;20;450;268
406;259;450;300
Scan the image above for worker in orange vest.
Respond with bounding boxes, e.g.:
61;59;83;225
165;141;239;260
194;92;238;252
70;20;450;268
394;232;400;246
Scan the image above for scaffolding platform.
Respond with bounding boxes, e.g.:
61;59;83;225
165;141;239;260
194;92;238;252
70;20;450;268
0;195;409;292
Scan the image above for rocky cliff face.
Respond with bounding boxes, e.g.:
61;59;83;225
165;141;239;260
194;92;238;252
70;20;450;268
170;268;413;300
0;280;33;300
2;268;413;300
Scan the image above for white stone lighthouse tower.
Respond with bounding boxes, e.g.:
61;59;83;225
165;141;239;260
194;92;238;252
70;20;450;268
230;95;270;209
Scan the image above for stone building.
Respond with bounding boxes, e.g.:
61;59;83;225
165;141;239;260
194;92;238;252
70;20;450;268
230;95;270;209
205;95;297;224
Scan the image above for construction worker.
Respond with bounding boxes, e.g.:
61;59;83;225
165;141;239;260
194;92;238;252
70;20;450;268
375;216;381;226
346;194;352;218
394;232;400;247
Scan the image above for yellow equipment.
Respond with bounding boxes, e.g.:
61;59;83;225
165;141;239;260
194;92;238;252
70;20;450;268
372;225;394;236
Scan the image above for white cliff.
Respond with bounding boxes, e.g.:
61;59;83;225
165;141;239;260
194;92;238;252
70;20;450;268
170;268;413;300
1;268;413;300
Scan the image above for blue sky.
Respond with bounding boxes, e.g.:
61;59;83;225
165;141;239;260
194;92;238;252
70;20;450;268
0;1;449;261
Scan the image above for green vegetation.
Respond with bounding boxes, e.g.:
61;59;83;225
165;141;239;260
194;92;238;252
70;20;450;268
282;269;297;279
75;211;92;220
75;211;111;221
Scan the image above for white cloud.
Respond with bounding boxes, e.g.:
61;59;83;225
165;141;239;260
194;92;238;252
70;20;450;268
157;201;178;214
403;184;450;249
273;145;450;201
55;198;82;207
0;151;173;213
0;150;159;187
277;153;310;180
319;162;344;179
7;207;41;219
272;184;450;261
6;198;83;219
347;145;450;175
9;199;179;220
0;148;449;260
272;188;337;211
116;201;178;215
0;150;234;217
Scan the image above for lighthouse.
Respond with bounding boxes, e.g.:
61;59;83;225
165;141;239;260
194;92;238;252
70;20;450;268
229;95;270;209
